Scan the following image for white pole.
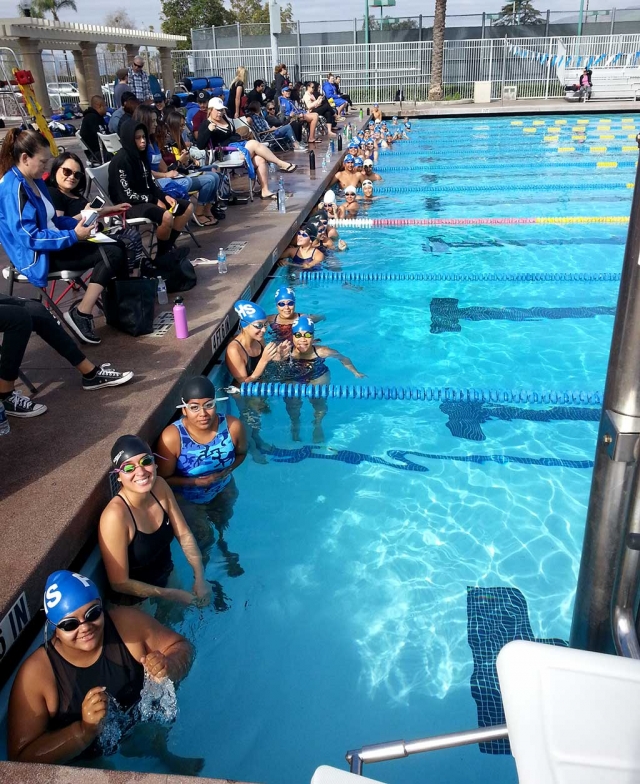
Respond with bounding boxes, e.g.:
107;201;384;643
269;0;282;69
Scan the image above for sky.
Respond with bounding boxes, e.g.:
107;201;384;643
0;0;626;33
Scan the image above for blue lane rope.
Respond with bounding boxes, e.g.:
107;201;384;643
298;271;622;283
374;183;633;194
238;383;604;405
377;161;637;172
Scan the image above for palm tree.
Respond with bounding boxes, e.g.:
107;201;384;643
32;0;78;22
428;0;447;101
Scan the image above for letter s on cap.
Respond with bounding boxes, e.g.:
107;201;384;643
72;573;92;588
45;584;62;610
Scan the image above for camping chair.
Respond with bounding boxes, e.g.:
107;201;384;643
210;119;258;203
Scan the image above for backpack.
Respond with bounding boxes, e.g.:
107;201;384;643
111;226;146;274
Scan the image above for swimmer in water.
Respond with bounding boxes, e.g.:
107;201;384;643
360;179;377;202
321;190;341;224
278;316;365;442
156;376;247;577
266;286;325;342
309;213;348;252
278;223;325;270
363;158;383;181
8;570;193;764
333;154;364;191
99;435;212;607
339;185;360;217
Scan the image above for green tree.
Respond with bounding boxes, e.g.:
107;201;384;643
230;0;296;33
160;0;234;48
30;0;77;21
104;9;135;28
494;0;543;25
428;0;447;101
364;16;418;31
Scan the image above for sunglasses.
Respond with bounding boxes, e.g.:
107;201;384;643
133;63;143;68
277;300;295;307
55;603;103;633
346;194;356;198
251;322;267;330
117;454;155;474
267;106;276;110
61;166;81;180
183;401;216;413
293;331;314;339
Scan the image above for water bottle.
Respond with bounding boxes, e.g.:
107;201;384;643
330;139;335;154
157;277;168;305
321;155;327;172
359;108;363;119
269;161;276;181
173;297;189;339
366;107;370;115
308;149;315;171
277;177;286;213
217;247;228;274
0;401;10;436
337;135;342;151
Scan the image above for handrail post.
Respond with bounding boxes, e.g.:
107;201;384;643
571;135;640;653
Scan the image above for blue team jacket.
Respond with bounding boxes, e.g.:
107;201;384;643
0;166;78;287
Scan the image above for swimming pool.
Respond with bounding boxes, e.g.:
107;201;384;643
64;115;633;781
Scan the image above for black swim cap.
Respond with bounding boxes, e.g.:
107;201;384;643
316;209;329;221
110;434;152;467
302;223;318;240
181;375;216;403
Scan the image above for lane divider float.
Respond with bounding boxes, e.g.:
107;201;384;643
328;217;629;228
298;272;622;283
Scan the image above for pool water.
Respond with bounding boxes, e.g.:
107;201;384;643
101;115;631;782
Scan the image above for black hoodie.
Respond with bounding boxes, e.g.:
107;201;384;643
108;122;163;205
79;105;107;160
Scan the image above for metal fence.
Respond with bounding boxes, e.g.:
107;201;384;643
172;33;640;104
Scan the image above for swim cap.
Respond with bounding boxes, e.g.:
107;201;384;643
316;209;329;221
44;571;101;625
374;119;381;124
354;156;363;166
344;185;357;194
111;434;152;467
393;115;398;120
292;315;315;335
181;375;216;402
301;223;318;240
351;136;361;145
323;190;336;204
374;102;379;107
344;154;355;164
275;285;295;303
364;158;374;167
362;179;373;187
234;300;267;328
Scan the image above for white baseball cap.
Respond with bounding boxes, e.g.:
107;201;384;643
323;190;336;204
208;97;226;110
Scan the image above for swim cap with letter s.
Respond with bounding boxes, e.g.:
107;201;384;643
354;156;363;166
275;286;295;303
292;315;315;335
181;375;216;402
234;300;267;328
343;154;355;164
111;434;152;467
44;571;101;625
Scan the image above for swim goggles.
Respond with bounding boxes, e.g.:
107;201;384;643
182;400;216;413
116;454;156;474
55;603;103;632
293;331;314;338
277;300;295;307
250;322;267;330
297;230;309;238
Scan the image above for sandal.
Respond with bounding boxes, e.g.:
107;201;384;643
281;163;298;173
260;192;278;200
193;213;216;227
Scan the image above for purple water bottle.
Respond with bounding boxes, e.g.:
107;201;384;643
173;297;189;339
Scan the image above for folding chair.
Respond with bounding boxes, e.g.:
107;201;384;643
99;133;122;159
78;134;102;167
211;119;259;203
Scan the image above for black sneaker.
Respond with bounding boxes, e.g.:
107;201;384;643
212;207;226;220
64;305;101;345
82;364;134;391
2;390;47;417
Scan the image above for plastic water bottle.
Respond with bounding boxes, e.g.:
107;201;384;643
173;297;189;339
157;277;168;305
321;155;327;172
0;401;10;436
359;108;364;119
330;139;335;154
217;247;228;274
277;177;286;213
269;162;276;181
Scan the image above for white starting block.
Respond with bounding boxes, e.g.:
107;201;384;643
311;765;387;784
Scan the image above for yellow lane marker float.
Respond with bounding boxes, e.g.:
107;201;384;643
597;161;618;167
622;145;637;152
523;127;536;133
627;183;635;188
573;135;587;141
629;134;639;139
544;136;559;142
600;134;615;139
555;119;568;124
532;120;545;125
535;217;628;224
557;146;575;152
511;120;523;125
576;119;589;124
590;146;607;152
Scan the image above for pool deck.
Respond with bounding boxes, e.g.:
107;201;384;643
1;761;255;783
0;95;637;782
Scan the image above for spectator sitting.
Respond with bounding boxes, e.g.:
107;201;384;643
334;76;352;108
47;152;129;220
128;55;152;102
0;292;133;417
190;90;210;139
226;66;248;119
302;82;338;138
246;79;267;106
108;91;139;136
322;74;348;117
153;91;167;122
113;67;129;110
279;85;319;144
0;129;129;346
108;122;193;256
79;95;109;164
245;101;307;152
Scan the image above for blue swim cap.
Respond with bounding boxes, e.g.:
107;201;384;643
292;315;315;335
234;300;267;327
354;156;363;166
344;154;355;163
44;571;101;625
274;286;295;304
393;115;398;120
352;136;361;145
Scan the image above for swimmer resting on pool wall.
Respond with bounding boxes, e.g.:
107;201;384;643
7;570;193;765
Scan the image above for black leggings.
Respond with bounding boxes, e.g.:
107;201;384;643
48;241;128;288
0;294;85;382
314;105;336;127
339;92;353;107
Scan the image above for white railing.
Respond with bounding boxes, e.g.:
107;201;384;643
172;33;640;103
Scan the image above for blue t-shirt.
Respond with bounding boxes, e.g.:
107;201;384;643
147;140;163;172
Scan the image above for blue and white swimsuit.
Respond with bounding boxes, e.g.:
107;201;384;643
173;415;236;504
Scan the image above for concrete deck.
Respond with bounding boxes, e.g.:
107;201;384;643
0;761;252;783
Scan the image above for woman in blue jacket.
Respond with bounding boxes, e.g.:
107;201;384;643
0;129;128;346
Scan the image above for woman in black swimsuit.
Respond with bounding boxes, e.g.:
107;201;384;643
99;435;211;606
278;223;325;270
8;570;192;764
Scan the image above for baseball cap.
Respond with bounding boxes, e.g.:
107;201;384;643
281;86;291;94
208;97;226;110
197;90;211;103
153;91;165;103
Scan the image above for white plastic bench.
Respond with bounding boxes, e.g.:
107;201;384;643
563;67;640;100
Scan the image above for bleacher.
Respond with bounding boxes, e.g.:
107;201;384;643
563;67;640;101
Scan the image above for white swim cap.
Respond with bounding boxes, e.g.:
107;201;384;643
362;179;373;187
323;190;336;204
344;185;357;194
363;158;374;167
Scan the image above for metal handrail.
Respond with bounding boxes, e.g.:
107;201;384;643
346;724;509;775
